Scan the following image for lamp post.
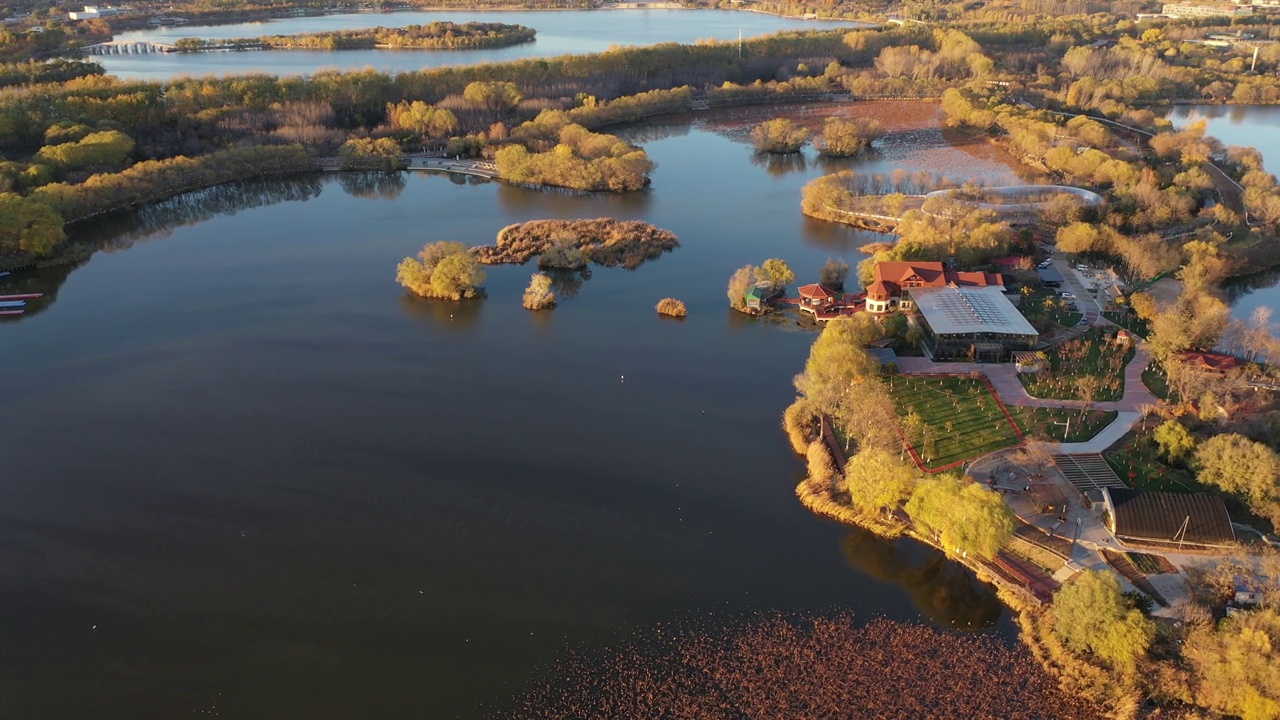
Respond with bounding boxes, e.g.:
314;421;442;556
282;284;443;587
1053;417;1072;442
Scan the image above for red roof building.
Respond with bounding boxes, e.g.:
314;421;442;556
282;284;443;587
864;261;1004;314
1177;351;1243;374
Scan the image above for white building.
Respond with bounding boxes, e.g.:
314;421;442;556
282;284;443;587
68;5;124;20
1161;3;1254;16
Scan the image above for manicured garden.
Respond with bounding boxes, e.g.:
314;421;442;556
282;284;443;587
1105;433;1200;493
889;374;1023;471
1007;407;1119;443
1018;328;1133;402
1103;310;1148;338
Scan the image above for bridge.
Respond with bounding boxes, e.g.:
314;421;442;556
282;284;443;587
83;41;177;55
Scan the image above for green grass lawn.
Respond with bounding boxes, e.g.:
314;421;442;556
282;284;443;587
1142;366;1175;401
1018;328;1134;402
1019;291;1083;334
1105;435;1200;493
1103;310;1149;338
1008;407;1119;443
889;374;1023;471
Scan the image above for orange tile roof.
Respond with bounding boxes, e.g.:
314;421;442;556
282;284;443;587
797;283;837;299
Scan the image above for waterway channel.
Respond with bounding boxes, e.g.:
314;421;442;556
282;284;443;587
102;9;870;79
0;105;1016;718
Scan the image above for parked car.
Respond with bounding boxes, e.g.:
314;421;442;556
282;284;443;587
1038;260;1052;268
1075;264;1089;271
1060;291;1076;299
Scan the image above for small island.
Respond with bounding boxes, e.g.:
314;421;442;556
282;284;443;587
173;22;536;53
473;218;679;270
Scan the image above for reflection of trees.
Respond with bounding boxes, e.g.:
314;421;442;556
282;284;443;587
840;526;1003;631
337;171;406;200
0;261;80;324
495;183;652;215
68;176;325;253
545;267;590;301
1224;268;1280;306
800;217;892;255
617;121;693;145
397;292;483;332
750;151;808;177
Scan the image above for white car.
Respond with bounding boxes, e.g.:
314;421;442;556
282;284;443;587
1075;264;1089;271
1060;291;1076;299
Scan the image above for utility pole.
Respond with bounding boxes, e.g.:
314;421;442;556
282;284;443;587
738;29;742;59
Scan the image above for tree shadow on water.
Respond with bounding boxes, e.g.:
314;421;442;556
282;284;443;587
397;292;483;332
337;171;406;201
840;525;1003;631
749;151;808;177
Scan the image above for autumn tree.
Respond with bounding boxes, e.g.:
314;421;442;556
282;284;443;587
338;137;405;171
815;116;882;157
727;264;761;311
904;473;1014;560
1050;570;1155;672
1185;607;1280;720
819;257;850;287
463;80;523;115
750;118;809;154
0;193;65;255
395;241;486;300
386;100;458;140
522;273;556;310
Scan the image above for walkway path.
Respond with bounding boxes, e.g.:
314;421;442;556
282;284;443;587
316;152;499;179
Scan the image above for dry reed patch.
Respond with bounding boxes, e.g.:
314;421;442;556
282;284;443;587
497;613;1104;720
655;298;687;317
473;218;679;270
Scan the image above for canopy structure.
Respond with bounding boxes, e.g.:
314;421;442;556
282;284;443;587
1103;488;1236;548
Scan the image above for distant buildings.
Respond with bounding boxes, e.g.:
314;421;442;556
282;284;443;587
1161;3;1254;17
866;261;1036;362
68;5;124;19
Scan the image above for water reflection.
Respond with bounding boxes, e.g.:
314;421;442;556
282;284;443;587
749;151;808;177
617;121;693;145
840;526;1003;630
546;267;590;301
800;217;894;256
338;171;406;201
398;292;483;331
0;263;75;323
69;176;325;252
495;183;652;215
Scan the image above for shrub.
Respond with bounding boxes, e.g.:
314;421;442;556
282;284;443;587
815;116;883;157
656;298;687;317
819;257;851;287
475;218;678;269
783;398;819;455
522;273;557;310
806;439;839;486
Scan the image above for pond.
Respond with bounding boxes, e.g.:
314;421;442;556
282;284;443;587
101;9;871;79
0;103;1018;718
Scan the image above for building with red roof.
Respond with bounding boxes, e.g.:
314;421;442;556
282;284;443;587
864;261;1004;314
1176;351;1243;374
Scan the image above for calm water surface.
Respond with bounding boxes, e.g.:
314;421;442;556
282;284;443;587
0;110;1015;718
1168;105;1280;318
103;9;868;79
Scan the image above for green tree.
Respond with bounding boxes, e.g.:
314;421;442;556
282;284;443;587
760;258;795;291
386;100;458;139
1152;420;1196;463
338;137;404;171
463;80;523;115
1195;433;1280;524
750;118;809;154
904;473;1014;560
1185;607;1280;720
0;192;65;255
1050;570;1156;672
844;447;917;518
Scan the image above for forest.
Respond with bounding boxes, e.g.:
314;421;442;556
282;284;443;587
171;21;536;52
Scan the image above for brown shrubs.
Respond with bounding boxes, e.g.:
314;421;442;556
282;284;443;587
655;298;687;318
522;273;556;310
782;399;819;455
472;218;679;270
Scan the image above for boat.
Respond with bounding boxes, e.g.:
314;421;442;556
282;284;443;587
0;300;27;308
0;293;42;300
0;309;24;316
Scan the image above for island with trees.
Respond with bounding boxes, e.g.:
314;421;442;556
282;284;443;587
172;22;536;52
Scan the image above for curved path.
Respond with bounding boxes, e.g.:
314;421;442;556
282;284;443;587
316;152;499;179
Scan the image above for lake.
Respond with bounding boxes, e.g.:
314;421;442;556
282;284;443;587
0;103;1017;718
1168;105;1280;319
102;9;871;79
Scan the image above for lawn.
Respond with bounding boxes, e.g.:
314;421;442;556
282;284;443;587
1019;290;1083;334
1103;310;1149;338
1018;328;1134;402
1142;365;1175;401
889;374;1024;471
1007;407;1119;443
1105;434;1200;493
